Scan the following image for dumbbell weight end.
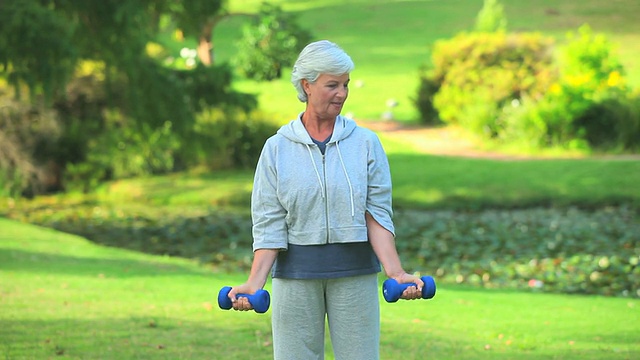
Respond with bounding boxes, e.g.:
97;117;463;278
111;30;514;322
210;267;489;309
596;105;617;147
382;275;436;303
217;286;271;313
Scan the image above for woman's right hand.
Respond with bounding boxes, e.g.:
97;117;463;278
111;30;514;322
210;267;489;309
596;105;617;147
227;283;261;311
226;249;278;311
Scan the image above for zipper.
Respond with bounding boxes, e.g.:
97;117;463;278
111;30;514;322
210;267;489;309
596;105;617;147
322;151;330;244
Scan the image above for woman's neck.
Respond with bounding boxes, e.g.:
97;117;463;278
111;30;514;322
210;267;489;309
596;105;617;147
301;111;335;141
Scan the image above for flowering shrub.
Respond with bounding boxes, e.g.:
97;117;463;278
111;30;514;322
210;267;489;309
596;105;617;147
500;25;640;150
416;25;640;152
417;31;556;136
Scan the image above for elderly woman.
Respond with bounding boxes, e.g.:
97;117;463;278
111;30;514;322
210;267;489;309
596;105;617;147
228;40;423;360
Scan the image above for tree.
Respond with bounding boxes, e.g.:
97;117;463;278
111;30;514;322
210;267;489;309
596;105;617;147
0;0;257;195
168;0;228;66
233;2;313;81
0;1;77;101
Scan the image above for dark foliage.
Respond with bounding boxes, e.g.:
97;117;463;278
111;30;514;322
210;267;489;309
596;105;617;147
5;202;638;298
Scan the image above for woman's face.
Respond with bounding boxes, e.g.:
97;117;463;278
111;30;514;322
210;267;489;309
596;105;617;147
303;73;350;120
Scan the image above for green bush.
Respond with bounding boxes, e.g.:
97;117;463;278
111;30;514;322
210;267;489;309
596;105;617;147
413;68;443;125
51;64;183;192
499;84;593;150
64;113;180;193
500;25;640;151
416;24;640;152
417;31;555;134
575;93;640;151
558;25;639;150
0;85;61;197
62;105;276;193
186;107;279;170
413;68;441;125
28;60;262;194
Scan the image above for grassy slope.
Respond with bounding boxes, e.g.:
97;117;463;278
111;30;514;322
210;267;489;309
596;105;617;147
2;218;638;359
384;150;640;210
84;152;640;212
212;0;640;122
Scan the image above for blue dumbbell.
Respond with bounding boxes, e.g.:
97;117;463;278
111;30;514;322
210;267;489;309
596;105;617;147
382;275;436;303
217;286;271;314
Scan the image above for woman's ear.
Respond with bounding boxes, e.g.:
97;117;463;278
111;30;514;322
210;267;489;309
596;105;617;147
302;79;311;97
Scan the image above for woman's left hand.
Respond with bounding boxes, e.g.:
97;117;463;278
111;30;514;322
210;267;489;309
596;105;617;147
391;272;424;300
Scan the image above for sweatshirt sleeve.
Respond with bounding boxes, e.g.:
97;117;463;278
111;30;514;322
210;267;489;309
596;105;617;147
366;135;395;236
251;140;289;251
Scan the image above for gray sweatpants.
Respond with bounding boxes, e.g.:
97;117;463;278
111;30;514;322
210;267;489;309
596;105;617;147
271;273;380;360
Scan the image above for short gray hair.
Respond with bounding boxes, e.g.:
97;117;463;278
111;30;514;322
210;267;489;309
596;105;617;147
291;40;355;103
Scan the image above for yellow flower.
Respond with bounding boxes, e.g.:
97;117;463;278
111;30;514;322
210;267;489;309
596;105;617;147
607;71;622;87
566;74;591;87
174;29;184;41
76;60;106;81
550;83;562;94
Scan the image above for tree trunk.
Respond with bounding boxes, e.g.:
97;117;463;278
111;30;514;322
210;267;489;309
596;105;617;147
197;20;215;66
196;13;252;66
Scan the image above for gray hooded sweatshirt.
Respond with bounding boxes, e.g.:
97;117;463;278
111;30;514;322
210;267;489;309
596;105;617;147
251;114;394;252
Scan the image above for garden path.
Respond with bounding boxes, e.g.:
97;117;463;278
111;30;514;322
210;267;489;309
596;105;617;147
364;120;640;161
363;120;532;160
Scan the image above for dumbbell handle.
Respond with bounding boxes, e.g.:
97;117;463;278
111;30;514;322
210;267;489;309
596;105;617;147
217;286;270;313
382;275;436;303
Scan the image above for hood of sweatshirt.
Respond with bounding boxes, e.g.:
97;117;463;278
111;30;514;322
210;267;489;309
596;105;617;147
276;113;357;145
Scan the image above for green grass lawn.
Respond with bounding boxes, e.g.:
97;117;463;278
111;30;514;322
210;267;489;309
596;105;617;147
384;150;640;210
2;218;638;360
211;0;640;122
